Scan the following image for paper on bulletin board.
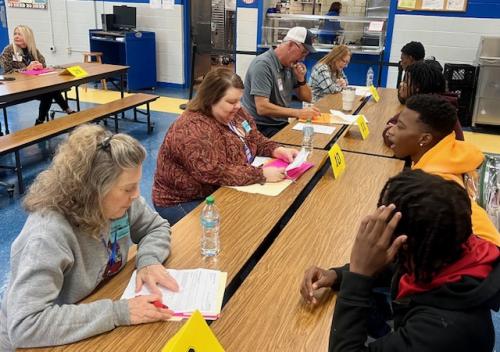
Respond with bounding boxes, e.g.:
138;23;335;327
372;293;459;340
446;0;465;11
397;0;416;8
422;0;445;9
8;0;47;9
162;0;174;9
150;0;161;9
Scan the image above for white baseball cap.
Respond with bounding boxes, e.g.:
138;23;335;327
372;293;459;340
284;27;316;53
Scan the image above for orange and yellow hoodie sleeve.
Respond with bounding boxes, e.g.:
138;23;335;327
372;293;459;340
412;133;500;246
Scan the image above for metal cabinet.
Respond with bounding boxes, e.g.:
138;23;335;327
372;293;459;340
473;36;500;126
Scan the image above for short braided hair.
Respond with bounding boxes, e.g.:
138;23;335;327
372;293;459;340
405;61;445;97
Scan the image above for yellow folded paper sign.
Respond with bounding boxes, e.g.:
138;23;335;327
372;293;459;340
328;143;346;179
369;85;380;102
162;310;225;352
59;65;88;78
356;114;370;140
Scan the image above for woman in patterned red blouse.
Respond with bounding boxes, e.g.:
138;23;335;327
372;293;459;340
152;68;298;225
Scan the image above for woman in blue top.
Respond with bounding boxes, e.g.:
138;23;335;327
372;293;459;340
318;2;343;44
309;44;351;102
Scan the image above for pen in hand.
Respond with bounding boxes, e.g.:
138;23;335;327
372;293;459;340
152;300;168;309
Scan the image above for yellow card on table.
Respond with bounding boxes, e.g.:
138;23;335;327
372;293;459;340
328;143;346;179
59;65;88;78
162;310;225;352
356;114;370;140
369;85;380;102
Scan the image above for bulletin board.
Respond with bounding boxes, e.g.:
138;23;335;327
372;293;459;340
7;0;47;9
397;0;468;12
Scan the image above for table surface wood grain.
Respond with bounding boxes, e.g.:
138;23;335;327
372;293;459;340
271;92;366;149
338;88;403;158
210;152;404;351
20;150;329;352
0;63;128;104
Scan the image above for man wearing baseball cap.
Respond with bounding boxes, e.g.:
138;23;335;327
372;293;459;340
241;26;320;137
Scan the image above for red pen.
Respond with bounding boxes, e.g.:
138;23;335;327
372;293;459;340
152;300;169;309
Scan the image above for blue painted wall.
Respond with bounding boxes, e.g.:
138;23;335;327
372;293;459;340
304;52;382;87
236;0;259;9
0;0;9;52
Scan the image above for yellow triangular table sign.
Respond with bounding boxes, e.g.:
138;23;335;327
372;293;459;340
59;65;88;78
328;143;346;179
356;114;370;140
369;85;380;102
162;310;225;352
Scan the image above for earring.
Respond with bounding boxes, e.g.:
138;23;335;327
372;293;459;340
419;143;424;147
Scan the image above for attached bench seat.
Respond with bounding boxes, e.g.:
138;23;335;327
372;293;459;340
0;93;159;195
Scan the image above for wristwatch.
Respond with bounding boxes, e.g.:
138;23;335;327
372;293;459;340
297;80;307;86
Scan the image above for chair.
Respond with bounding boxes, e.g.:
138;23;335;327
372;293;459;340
82;52;108;91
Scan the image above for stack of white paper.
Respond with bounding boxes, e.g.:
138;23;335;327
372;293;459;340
121;268;227;320
329;110;369;125
349;85;371;97
293;123;336;135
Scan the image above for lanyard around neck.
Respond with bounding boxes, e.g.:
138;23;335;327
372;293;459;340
228;122;254;163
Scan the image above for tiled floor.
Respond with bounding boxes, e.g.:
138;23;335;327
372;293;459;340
0;87;499;348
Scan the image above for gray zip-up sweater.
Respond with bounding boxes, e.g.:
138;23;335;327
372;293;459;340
0;196;171;351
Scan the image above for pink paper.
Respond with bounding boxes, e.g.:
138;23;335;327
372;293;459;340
21;68;55;76
263;159;314;181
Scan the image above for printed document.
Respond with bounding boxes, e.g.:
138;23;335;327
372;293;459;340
122;268;227;320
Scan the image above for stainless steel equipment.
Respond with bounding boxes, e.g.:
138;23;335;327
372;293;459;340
473;36;500;126
362;0;389;46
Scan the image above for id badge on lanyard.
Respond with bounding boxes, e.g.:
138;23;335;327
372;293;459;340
106;214;130;265
228;122;254;163
241;120;252;133
12;53;23;62
277;77;284;92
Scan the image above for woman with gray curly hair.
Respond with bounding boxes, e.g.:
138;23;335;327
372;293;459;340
0;124;179;351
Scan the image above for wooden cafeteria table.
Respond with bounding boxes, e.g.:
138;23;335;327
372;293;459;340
0;63;128;134
338;88;403;158
210;152;405;351
21;150;329;351
271;92;367;150
0;63;127;104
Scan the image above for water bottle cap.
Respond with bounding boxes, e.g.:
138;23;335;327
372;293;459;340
206;195;215;204
306;118;312;123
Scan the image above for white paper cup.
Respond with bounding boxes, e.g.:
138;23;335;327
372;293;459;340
341;88;356;111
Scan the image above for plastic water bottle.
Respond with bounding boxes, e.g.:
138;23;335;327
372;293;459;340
366;66;374;87
200;195;220;257
302;118;314;153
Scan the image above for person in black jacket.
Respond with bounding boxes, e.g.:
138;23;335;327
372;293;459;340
300;169;500;352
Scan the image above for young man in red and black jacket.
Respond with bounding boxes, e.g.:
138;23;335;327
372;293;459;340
301;169;500;352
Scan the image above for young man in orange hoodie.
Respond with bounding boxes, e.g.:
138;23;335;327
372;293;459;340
301;170;500;351
385;94;499;245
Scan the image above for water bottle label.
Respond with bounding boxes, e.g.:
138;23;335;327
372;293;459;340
304;126;314;137
201;218;218;229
